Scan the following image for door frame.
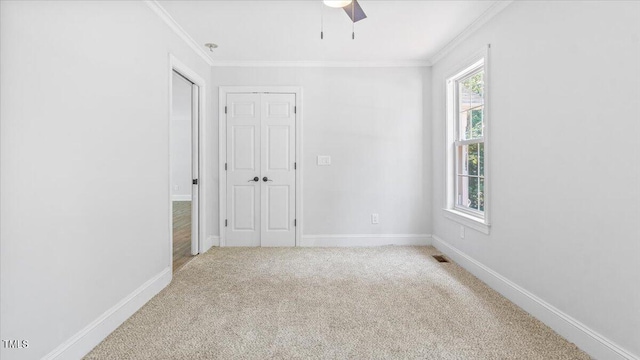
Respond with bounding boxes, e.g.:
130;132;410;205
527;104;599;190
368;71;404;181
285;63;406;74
218;86;303;247
168;54;208;270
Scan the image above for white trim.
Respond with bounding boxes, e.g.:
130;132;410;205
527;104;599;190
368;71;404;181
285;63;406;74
169;54;210;259
294;91;303;246
218;89;225;246
220;86;304;94
205;235;220;249
144;1;214;66
444;46;491;232
42;268;171;360
431;235;639;360
455;137;484;146
442;209;490;234
219;86;303;247
171;194;192;202
429;1;513;65
210;60;430;68
300;234;432;247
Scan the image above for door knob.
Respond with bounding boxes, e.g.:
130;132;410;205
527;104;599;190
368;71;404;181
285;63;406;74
263;177;273;182
248;176;259;182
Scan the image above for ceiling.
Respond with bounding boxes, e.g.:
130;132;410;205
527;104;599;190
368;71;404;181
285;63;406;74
158;0;499;65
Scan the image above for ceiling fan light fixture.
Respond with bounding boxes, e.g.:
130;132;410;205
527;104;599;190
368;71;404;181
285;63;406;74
323;0;352;8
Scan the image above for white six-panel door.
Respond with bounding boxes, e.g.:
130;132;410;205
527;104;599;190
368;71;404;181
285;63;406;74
260;94;296;246
226;93;296;247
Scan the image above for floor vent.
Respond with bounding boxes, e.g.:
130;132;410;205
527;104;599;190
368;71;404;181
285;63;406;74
432;255;449;263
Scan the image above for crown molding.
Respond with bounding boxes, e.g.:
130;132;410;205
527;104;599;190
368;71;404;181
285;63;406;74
146;0;512;69
144;0;215;66
210;60;431;68
428;0;513;65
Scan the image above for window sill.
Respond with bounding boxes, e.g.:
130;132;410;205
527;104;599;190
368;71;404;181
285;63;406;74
442;209;491;235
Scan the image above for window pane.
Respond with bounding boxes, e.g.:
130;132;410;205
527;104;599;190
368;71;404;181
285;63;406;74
479;142;484;176
479;177;485;212
459;109;483;140
459;111;472;140
451;64;485;216
471;108;483;138
457;145;466;175
457;176;479;211
461;71;484;100
457;144;481;176
467;143;478;176
458;71;484;141
456;175;467;206
459;81;473;113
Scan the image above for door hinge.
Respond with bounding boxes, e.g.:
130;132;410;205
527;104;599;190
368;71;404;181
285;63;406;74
224;106;227;114
294;162;297;170
294;106;297;114
225;163;227;171
294;219;297;227
192;179;198;185
225;219;228;227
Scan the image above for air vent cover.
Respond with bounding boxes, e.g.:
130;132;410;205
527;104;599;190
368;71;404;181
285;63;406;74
432;255;449;263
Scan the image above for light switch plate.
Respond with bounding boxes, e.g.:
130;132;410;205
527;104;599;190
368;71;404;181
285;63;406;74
317;155;331;166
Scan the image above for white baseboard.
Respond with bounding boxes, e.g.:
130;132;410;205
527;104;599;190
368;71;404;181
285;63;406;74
431;235;638;360
171;195;191;201
42;268;172;360
203;235;219;251
300;234;432;247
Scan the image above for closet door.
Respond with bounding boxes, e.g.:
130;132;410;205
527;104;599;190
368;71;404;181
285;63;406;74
225;94;261;246
260;94;296;247
225;93;296;247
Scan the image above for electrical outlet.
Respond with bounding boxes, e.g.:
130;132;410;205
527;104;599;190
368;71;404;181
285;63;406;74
173;185;180;191
371;213;379;224
460;225;465;239
317;155;331;166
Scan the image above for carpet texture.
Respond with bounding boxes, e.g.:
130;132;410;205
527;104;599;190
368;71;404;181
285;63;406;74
85;247;590;359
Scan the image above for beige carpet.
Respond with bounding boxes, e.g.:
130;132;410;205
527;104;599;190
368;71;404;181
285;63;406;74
85;247;589;359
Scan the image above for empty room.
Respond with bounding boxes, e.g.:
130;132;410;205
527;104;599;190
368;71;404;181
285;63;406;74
1;1;638;359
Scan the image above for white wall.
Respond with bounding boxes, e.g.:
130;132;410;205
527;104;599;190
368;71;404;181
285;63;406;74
0;1;212;359
5;0;636;359
431;1;640;358
212;67;431;240
171;72;193;201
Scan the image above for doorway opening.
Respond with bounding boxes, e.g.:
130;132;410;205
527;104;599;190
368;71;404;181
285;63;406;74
170;68;200;271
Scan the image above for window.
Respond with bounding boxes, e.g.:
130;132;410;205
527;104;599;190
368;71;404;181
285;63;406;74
445;52;490;234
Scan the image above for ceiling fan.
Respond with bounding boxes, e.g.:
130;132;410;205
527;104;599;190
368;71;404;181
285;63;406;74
321;0;367;39
324;0;367;23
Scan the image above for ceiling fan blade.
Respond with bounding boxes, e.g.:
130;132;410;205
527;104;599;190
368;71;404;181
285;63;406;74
343;0;367;23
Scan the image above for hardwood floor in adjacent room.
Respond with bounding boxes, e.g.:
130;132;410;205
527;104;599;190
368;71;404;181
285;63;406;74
173;201;194;272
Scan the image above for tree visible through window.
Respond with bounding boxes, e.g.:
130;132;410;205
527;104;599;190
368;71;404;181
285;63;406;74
454;65;485;214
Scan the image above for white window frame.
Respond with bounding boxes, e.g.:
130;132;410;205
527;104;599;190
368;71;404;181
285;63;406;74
443;46;491;234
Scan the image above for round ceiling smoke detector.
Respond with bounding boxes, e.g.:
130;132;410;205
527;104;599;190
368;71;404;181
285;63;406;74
204;43;218;52
323;0;352;8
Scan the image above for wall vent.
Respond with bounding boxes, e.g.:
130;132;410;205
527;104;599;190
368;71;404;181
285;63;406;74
432;255;449;263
